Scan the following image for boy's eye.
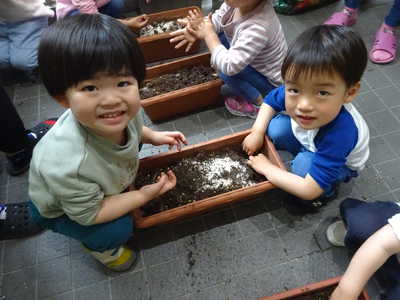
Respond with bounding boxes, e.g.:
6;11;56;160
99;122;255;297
287;88;299;94
318;90;330;96
118;81;131;87
82;85;97;92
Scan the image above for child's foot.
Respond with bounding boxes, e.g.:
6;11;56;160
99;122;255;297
326;220;347;247
224;96;260;119
369;24;397;64
0;202;44;240
88;245;137;272
324;7;357;26
5;118;57;176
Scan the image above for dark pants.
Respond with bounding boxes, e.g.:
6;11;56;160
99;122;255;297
29;201;133;252
0;85;29;153
341;198;400;300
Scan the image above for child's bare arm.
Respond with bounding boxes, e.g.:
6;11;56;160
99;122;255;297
93;171;176;224
331;224;400;300
141;126;187;150
243;103;276;155
247;155;323;200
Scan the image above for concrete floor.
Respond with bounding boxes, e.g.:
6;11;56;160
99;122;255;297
1;0;400;299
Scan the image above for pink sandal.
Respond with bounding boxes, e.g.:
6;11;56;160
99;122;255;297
369;25;397;64
324;9;357;26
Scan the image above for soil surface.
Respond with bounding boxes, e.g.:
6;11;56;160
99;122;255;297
139;65;218;99
135;146;266;216
289;286;335;299
140;20;182;37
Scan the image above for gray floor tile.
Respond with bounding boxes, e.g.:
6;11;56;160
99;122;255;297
374;86;400;108
368;136;398;164
383;131;400;157
75;281;111;300
37;256;72;299
3;237;37;273
367;109;400;135
111;270;149;300
354;91;385;116
2;266;36;300
148;258;189;300
375;158;400;190
43;291;74;300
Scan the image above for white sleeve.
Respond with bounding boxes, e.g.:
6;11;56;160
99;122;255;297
388;212;400;241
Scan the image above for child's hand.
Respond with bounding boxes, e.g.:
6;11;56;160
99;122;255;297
151;131;188;151
242;131;265;155
247;154;271;176
187;13;214;40
169;27;197;52
121;14;149;30
139;170;176;199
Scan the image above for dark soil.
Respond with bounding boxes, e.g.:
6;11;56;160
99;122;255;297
139;65;218;99
140;20;182;37
289;286;335;299
135;146;265;216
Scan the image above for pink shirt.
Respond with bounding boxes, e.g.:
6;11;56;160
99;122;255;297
56;0;111;19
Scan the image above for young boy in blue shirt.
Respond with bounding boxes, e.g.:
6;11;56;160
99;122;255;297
243;25;370;207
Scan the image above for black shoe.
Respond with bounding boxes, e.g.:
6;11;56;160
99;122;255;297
0;202;44;240
5;118;57;176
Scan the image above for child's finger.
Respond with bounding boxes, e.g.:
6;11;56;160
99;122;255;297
185;42;193;53
175;39;188;49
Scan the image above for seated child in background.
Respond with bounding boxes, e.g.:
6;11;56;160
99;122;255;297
56;0;150;30
327;198;400;300
243;25;370;207
170;0;287;119
29;14;187;272
0;0;54;79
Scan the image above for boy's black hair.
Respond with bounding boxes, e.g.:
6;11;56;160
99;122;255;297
39;14;146;97
282;25;367;88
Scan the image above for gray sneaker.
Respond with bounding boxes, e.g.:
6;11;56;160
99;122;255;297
326;220;347;247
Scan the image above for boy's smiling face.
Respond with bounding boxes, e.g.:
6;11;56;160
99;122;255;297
57;72;141;144
284;70;360;130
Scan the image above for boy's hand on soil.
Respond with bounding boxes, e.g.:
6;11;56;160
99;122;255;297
247;154;271;176
151;131;188;151
156;170;177;195
242;131;264;155
139;171;176;200
170;28;197;52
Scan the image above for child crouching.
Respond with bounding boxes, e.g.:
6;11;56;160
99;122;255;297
28;14;187;271
243;25;370;207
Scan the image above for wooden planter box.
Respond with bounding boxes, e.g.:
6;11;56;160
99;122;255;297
141;52;223;122
132;129;285;228
258;276;370;300
137;6;201;63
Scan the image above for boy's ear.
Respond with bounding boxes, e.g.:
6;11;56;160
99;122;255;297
344;81;361;103
53;94;70;108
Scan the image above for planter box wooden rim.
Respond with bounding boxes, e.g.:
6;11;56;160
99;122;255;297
141;78;223;105
141;52;223;122
133;129;285;228
137;6;201;63
258;276;370;300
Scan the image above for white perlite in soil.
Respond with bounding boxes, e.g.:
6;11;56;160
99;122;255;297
195;156;258;192
140;20;182;37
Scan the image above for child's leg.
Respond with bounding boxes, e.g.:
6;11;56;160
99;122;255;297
340;198;400;249
267;113;302;155
8;17;48;74
219;66;276;105
0;21;10;70
99;0;125;18
217;33;275;105
340;198;400;297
